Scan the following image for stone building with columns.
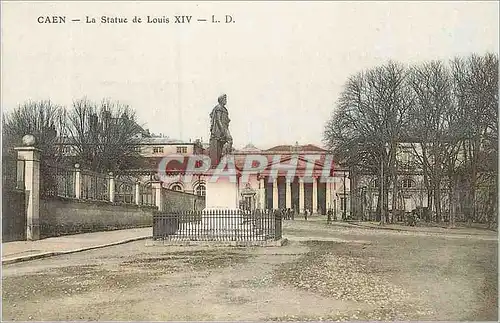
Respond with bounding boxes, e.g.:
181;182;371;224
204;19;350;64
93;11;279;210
156;142;351;216
233;143;350;215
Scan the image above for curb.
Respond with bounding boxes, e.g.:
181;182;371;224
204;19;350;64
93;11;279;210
2;236;151;265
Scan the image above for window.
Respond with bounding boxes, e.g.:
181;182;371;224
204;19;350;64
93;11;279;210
402;178;413;188
171;184;183;192
132;146;141;153
176;146;188;154
61;146;72;154
400;150;415;166
195;183;206;196
153;146;164;154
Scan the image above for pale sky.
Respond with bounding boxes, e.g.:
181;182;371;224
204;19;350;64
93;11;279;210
2;1;498;149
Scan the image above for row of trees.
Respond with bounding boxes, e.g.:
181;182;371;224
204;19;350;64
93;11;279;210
323;53;498;227
3;98;146;189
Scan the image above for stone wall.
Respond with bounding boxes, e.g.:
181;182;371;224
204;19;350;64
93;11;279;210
2;189;26;242
162;189;206;212
39;197;157;238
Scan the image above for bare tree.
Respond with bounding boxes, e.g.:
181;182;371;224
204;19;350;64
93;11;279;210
451;53;498;227
407;60;454;223
67;98;145;174
2;100;68;191
325;53;497;227
3;100;67;156
324;61;411;224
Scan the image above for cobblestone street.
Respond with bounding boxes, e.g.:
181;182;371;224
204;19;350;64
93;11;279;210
2;219;497;321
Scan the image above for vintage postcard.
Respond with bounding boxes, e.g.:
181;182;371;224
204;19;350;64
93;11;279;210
1;1;498;322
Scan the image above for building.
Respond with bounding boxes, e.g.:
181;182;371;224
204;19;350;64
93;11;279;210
348;140;476;221
157;142;351;215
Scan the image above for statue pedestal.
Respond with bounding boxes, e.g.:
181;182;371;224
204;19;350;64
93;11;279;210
201;168;246;230
205;176;238;209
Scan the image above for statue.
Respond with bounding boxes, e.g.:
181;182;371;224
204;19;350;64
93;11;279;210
209;94;233;166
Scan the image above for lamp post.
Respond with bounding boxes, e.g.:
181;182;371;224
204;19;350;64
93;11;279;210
342;170;347;221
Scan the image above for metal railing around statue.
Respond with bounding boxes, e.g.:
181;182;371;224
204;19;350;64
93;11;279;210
153;209;283;241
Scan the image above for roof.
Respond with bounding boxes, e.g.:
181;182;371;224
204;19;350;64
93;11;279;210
139;153;343;176
139;137;196;145
235;143;261;153
266;144;328;152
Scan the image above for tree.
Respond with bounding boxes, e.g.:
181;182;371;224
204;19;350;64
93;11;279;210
324;61;412;224
406;60;454;223
324;53;498;227
2;100;67;190
67;98;145;174
450;53;498;227
3;100;67;156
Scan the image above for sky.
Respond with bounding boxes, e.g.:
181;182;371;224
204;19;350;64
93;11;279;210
2;1;498;149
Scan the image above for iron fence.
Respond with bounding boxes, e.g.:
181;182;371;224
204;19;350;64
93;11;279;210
40;163;76;198
114;179;135;204
153;209;282;241
141;183;156;206
80;170;108;201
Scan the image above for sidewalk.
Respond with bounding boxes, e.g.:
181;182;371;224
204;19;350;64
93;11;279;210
2;227;152;265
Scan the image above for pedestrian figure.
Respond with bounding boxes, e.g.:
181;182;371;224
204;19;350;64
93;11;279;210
304;209;308;221
327;209;333;223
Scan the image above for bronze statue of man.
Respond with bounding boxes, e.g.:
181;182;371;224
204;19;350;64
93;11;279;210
209;94;233;166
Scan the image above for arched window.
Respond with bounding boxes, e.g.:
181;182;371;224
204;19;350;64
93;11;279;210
195;183;206;196
170;183;183;192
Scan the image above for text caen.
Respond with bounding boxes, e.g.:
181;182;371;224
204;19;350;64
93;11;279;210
37;16;66;23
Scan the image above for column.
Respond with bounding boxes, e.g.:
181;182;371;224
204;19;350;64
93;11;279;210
108;172;115;203
259;177;265;209
326;180;332;211
135;180;141;205
272;177;278;209
74;163;81;199
15;145;41;241
312;177;318;214
299;177;304;213
285;178;292;209
151;181;163;211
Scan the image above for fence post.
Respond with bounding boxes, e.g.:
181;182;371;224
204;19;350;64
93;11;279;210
74;163;81;199
14;135;41;241
274;209;282;240
135;180;140;205
151;181;163;211
108;172;115;202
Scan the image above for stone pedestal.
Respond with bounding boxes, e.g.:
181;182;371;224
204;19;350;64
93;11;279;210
205;176;239;209
202;169;244;230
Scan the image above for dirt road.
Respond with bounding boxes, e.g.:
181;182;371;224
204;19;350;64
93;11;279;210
2;219;497;321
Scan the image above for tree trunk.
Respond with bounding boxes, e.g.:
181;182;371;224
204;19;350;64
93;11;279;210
376;190;381;222
434;181;442;223
448;177;457;228
380;157;386;225
384;175;390;224
391;172;398;224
